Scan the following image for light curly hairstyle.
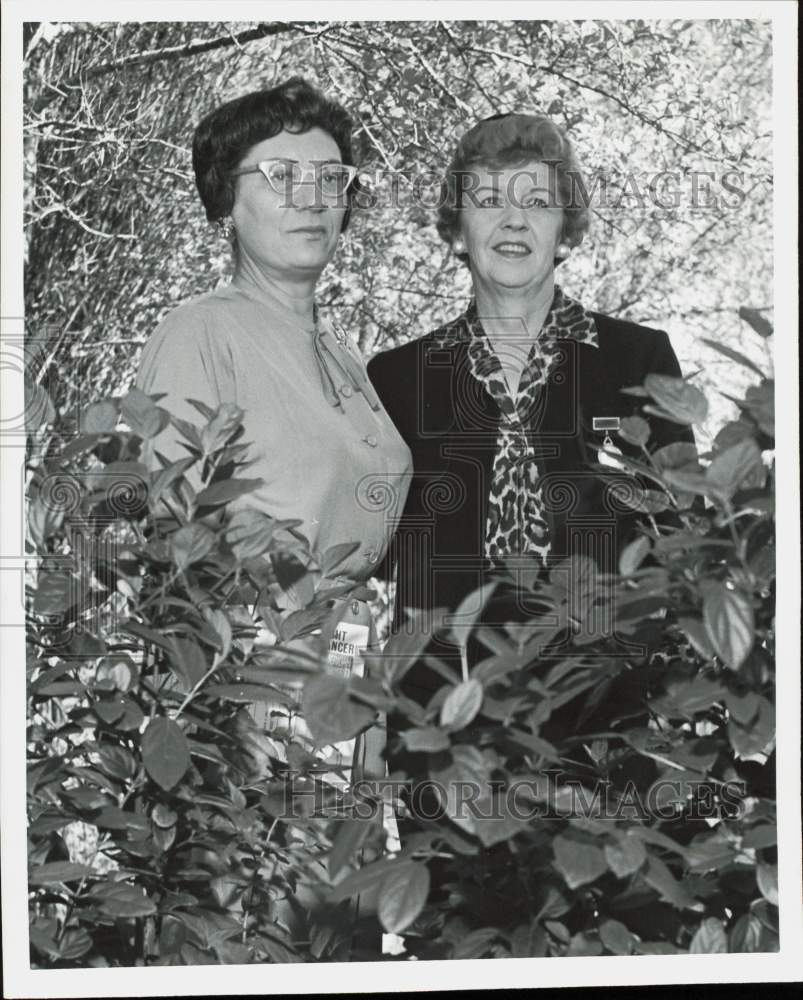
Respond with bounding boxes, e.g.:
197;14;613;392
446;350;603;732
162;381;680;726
437;113;591;265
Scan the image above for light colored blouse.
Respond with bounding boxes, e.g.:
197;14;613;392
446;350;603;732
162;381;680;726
135;280;412;584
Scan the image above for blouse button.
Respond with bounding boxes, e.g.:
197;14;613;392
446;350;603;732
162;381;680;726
363;434;378;447
340;384;353;398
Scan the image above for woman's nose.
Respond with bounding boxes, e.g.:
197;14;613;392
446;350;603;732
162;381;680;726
293;181;326;210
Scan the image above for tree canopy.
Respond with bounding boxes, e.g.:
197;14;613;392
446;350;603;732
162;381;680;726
24;19;773;446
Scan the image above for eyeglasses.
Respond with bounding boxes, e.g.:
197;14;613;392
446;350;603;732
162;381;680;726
229;158;358;198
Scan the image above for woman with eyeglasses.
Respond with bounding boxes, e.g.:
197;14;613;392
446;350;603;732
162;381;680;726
135;77;411;958
368;111;695;728
138;77;410;588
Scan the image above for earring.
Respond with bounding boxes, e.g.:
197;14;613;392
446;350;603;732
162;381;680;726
217;218;236;241
452;239;466;255
555;242;571;259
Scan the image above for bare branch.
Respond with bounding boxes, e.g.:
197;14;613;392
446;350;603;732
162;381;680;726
33;22;297;114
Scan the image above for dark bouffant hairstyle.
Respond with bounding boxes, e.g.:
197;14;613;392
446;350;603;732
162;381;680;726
192;76;357;231
437;113;590;264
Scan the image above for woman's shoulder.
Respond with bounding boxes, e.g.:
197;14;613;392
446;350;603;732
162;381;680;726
145;288;238;348
138;290;242;385
589;311;670;347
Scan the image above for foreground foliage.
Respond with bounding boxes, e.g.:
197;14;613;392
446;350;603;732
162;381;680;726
26;325;776;964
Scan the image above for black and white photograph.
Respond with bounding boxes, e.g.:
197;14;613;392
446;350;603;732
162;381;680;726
1;2;800;995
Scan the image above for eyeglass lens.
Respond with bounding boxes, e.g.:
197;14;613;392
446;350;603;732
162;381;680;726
259;161;353;196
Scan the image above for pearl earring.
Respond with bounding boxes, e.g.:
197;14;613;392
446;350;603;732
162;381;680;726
555;242;571;259
453;239;466;255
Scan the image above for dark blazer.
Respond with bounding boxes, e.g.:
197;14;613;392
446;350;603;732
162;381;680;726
367;310;694;703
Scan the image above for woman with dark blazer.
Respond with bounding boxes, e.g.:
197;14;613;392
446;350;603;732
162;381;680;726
367;112;694;712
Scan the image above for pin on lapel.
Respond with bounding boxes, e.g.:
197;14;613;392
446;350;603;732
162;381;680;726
332;323;349;348
593;416;625;469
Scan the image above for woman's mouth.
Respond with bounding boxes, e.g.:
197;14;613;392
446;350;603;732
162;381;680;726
493;242;532;258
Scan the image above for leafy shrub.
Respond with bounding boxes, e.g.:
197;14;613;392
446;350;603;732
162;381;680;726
26;328;776;964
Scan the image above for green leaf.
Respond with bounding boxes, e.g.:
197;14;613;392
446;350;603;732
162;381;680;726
618;415;651;447
301;674;375;745
728;912;765;952
382;606;449;686
28;862;94;885
738;306;773;338
644;373;708;424
196;478;264;508
141;716;191;790
429;745;490;836
552;832;607;888
728;695;775;759
33;570;78;616
164;635;208;691
701;337;767;378
449;582;497;648
650;674;726;719
152;803;178;828
203;606;232;663
453;927;502;959
321;541;361;576
401;726;451;753
98;744;137;780
705;437;764;498
199;403;245;453
82;399;119;434
206;683;281;704
95;654;139;692
95;806;150;833
439;679;483;731
225;509;278;560
121;387;169;438
599;918;635;955
170;523;216;570
702;582;754;670
757;863;778;905
619;535;651;576
377;863;430;934
57;927;94;960
689;917;727;953
741;824;776;850
651;441;701;471
725;687;761;725
604;832;647;878
743;381;774;436
27;495;65;551
328;818;374;879
88;881;157;918
150;456;196;505
677;617;717;661
328;857;415;903
642;854;702;911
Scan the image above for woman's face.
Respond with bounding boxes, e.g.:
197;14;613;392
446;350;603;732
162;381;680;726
230;127;347;280
458;159;564;296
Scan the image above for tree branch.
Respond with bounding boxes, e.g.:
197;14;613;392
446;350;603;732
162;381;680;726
33;22;297;114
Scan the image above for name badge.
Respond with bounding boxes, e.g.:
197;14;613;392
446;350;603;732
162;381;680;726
592;416;625;469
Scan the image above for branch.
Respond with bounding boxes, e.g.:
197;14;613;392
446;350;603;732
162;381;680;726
450;39;745;168
33;22;297;114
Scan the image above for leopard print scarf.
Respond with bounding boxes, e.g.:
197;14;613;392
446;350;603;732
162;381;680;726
436;286;598;563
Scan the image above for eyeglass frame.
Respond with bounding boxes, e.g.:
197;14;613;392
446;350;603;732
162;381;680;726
228;158;359;198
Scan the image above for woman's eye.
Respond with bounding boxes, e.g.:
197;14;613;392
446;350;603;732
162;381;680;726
522;194;548;208
479;194;503;207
